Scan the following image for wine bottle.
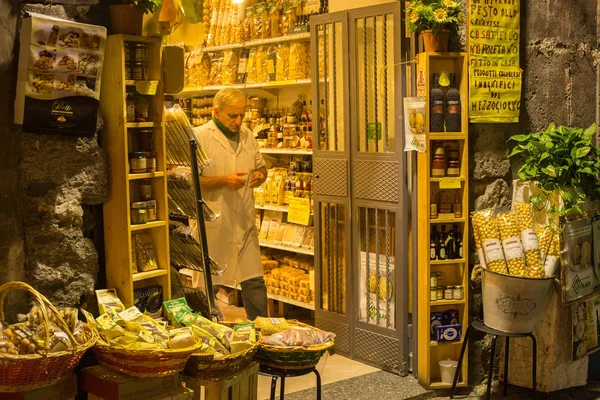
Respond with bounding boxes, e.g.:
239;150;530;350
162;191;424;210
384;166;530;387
430;73;444;132
438;225;447;260
431;226;438;261
445;73;461;132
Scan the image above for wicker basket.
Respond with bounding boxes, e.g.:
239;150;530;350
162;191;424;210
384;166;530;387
185;323;261;378
254;321;335;370
0;281;98;392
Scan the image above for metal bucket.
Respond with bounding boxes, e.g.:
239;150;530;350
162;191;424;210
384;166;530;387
482;269;554;333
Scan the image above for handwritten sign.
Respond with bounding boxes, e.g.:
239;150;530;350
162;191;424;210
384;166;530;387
439;177;462;189
287;197;311;226
468;0;522;123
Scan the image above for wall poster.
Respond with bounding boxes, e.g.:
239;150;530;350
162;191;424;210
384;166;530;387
562;218;596;304
14;13;106;137
571;294;600;361
468;0;522;123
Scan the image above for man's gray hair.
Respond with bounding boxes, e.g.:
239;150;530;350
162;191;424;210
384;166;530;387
213;88;246;110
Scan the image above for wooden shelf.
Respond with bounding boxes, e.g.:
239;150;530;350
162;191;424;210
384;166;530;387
125;80;160;87
429;133;466;140
131;220;167;231
172;80;311;96
259;241;314;256
133;269;169;282
129;171;165;180
201;33;311;53
430;258;466;265
127;122;161;129
430;299;466;306
255;204;290;213
430;217;466;223
430;339;464;347
222;283;315;311
429;177;466;182
429;381;467;389
260;148;313;155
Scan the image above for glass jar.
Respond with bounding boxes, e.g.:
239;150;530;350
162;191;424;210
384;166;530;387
436;272;443;286
145;200;157;222
133;43;147;62
444;285;454;300
436;285;444;300
124;43;132;63
430;273;438;287
453;285;464;300
126;94;135;123
139;179;152;200
447;159;460;177
129;152;147;174
146;151;157;172
138;129;153;151
132;62;147;80
430;287;437;302
131;202;147;224
432;155;445;177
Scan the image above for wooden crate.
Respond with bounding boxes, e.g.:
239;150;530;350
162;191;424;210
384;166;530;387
184;362;258;400
1;375;76;400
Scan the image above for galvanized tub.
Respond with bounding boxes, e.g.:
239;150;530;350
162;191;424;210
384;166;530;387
482;268;554;333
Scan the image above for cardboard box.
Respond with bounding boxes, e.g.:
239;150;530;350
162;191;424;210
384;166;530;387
89;388;194;400
82;365;184;400
2;375;77;400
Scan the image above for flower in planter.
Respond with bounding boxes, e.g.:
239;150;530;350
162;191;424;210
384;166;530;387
406;0;464;35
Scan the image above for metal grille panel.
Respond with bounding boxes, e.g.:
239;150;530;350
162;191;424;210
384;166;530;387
314;158;348;197
355;328;400;372
353;160;399;202
316;318;350;355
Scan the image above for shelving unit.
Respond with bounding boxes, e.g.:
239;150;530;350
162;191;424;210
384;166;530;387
416;52;469;389
172;79;312;96
259;241;314;256
100;34;170;307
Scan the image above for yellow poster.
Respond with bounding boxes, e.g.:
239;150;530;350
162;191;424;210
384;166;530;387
468;0;522;123
287;197;311;226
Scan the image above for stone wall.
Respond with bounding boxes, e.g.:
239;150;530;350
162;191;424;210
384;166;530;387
0;1;107;311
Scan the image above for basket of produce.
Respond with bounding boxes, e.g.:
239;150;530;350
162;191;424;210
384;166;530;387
0;281;98;392
162;298;261;378
253;318;335;370
92;290;203;377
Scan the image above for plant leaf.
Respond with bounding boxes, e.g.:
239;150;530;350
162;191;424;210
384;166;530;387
541;165;557;177
572;146;591;159
509;146;526;158
509;134;529;142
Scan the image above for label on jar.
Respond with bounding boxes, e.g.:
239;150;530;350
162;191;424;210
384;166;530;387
521;229;540;252
447;167;460;176
453;287;464;300
130;157;147;172
482;238;504;263
432;168;445;177
439;246;446;260
126;101;135;122
502;236;525;259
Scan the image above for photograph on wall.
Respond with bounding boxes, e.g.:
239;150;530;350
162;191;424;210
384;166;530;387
15;12;106;137
572;294;600;360
562;218;596;303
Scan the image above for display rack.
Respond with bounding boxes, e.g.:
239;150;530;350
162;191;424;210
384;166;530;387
100;35;170;306
416;52;469;389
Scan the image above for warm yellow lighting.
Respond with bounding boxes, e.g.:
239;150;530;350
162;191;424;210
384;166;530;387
231;0;244;4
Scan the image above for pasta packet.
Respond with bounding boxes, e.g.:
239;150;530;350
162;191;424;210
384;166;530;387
496;211;527;276
471;209;508;274
514;202;546;278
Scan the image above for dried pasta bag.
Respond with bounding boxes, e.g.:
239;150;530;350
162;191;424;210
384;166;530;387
197;52;211;86
514;202;545;278
279;6;294;36
195;315;234;348
254;317;291;335
269;6;280;38
266;46;277;82
190;325;230;355
221;50;238;85
96;288;126;317
471;209;508;274
246;49;258;84
496;212;527;276
276;43;290;81
209;54;223;85
255;46;268;83
134;233;158;272
252;3;264;40
537;225;560;277
243;6;254;41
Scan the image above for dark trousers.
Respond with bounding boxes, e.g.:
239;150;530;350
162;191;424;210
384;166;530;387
240;276;268;320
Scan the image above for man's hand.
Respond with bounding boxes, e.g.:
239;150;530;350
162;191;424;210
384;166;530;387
224;171;247;190
249;170;266;188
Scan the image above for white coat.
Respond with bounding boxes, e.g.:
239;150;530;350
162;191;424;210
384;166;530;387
193;120;266;286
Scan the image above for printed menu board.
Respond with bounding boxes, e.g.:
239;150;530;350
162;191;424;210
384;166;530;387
468;0;522;123
14;13;106;137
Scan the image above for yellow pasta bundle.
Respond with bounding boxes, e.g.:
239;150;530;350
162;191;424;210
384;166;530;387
497;212;527;276
514;202;545;278
472;209;508;274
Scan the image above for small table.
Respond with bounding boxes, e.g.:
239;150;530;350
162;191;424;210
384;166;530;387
258;365;322;400
450;320;537;400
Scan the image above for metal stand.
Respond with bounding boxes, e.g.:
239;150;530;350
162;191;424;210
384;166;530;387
450;320;537;400
189;138;218;320
258;365;322;400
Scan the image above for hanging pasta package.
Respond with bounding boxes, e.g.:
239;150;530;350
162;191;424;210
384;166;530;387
255;46;268;83
514;202;546;278
246;48;258;83
252;3;264;40
471;209;508;274
496;211;527;276
289;42;310;80
207;1;219;46
276;43;290;81
221;50;239;85
243;7;253;42
537;225;560;277
209;54;223;85
266;46;277;82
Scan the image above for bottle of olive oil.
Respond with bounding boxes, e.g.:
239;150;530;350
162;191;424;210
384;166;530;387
430;73;444;132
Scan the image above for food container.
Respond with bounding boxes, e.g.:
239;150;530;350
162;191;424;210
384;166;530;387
124;43;132;63
436;272;443;286
139;179;152;200
132;62;147;80
453;285;464;300
444;285;453;300
131;202;148;224
430;274;437;287
439;359;459;384
145;200;157;222
138;129;154;151
146;151;157;172
430;287;437;302
129;152;147;174
436;285;444;300
447;159;460;177
133;43;147;62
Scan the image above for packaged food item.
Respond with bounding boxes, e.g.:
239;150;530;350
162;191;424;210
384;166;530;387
255;46;268;83
96;289;126;317
134;285;164;319
242;6;253;41
169;327;196;349
221;50;238;85
280;6;294;36
262;327;335;347
496;211;526;276
291;225;307;247
252;3;264;40
276;44;290;81
237;48;249;84
537;225;560;277
289;42;310;80
254;317;292;335
195;315;234;346
133;233;158;272
302;227;314;248
514;202;546;278
258;212;271;241
190;325;230;355
246;49;258;84
209;54;223;85
269;6;280;38
163;298;192;324
471;209;508;274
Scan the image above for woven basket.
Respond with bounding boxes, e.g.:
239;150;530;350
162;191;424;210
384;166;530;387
254;321;335;370
0;281;98;392
185;322;261;378
93;323;204;378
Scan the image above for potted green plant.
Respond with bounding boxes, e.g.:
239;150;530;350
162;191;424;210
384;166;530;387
109;0;163;36
509;123;600;227
406;0;464;52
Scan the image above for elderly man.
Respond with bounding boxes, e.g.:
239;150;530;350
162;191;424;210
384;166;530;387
193;88;268;320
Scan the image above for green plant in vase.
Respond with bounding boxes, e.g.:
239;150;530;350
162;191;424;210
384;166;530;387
509;123;600;228
406;0;464;52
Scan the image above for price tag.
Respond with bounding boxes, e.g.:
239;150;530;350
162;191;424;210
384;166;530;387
287;197;311;226
136;80;158;95
439;177;462;189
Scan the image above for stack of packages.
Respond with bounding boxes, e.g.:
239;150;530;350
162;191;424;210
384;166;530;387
258;210;314;250
262;251;314;304
472;201;557;278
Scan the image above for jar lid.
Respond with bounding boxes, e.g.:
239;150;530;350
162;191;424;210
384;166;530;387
145;200;156;207
445;285;454;289
131;201;147;208
129;152;146;157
